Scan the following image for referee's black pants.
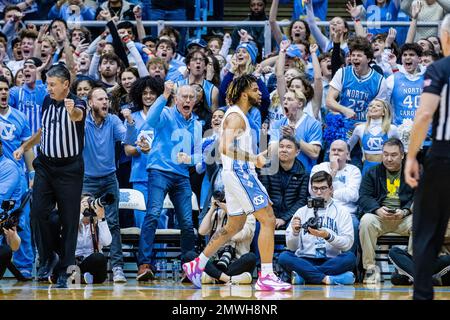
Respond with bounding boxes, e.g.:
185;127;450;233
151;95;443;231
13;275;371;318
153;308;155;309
31;154;84;276
413;149;450;300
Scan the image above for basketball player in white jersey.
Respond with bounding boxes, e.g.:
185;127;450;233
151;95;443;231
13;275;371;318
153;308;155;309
183;75;292;291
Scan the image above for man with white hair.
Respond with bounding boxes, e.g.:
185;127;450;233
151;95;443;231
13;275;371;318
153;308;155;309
405;14;450;300
136;83;202;282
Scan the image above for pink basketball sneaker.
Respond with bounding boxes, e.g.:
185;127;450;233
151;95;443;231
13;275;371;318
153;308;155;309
255;272;292;291
182;257;204;289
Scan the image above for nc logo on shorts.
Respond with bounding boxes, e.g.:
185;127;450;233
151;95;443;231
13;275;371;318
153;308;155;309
253;195;265;206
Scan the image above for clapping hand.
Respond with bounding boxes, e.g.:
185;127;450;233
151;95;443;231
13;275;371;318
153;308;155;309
137;136;151;154
281;125;295;137
177;152;192;164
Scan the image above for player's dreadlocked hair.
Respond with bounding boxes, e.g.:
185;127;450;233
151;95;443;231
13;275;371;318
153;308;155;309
226;74;258;106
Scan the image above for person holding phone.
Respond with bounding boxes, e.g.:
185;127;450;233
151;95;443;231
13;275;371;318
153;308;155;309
358;138;414;284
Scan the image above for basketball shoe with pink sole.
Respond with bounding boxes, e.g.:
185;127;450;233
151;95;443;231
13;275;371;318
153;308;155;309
182;257;204;288
255;272;292;291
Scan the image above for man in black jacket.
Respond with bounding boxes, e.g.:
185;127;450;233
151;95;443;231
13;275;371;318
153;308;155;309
358;138;414;284
260;135;309;230
230;0;275;56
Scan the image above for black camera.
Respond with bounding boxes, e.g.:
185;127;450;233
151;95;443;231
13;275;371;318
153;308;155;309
1;200;15;212
82;193;115;217
301;216;321;231
307;197;325;210
212;190;226;203
302;197;325;232
0;200;22;234
216;245;236;271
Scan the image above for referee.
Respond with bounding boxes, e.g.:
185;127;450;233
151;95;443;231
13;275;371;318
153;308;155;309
14;64;87;288
404;15;450;300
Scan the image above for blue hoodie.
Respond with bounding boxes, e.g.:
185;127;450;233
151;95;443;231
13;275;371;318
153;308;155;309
145;95;202;177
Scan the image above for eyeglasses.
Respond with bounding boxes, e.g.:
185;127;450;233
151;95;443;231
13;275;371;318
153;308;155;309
312;186;329;192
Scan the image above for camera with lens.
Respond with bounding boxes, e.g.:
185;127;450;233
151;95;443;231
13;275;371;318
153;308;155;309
301;216;321;231
302;197;325;232
307;197;325;210
82;193;115;217
212;190;226;203
0;200;22;234
216;245;236;271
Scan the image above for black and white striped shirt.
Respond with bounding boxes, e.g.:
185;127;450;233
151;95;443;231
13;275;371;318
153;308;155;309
424;56;450;142
40;93;87;159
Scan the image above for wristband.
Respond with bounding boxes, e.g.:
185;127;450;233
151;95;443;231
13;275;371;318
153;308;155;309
101;218;106;222
136;146;142;154
28;171;35;180
353;17;360;23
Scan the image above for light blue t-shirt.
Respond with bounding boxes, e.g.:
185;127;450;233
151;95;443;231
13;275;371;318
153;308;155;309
128;111;154;183
0;155;22;205
269;113;323;172
292;0;328;21
364;0;400;36
0;107;31;170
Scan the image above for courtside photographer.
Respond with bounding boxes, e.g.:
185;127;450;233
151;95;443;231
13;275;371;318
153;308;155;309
74;192;112;284
279;171;356;285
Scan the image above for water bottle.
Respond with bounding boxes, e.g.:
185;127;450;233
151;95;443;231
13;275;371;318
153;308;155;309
161;259;167;282
172;259;180;283
155;260;162;279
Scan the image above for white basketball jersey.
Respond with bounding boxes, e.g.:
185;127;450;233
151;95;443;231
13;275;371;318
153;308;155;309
220;105;255;172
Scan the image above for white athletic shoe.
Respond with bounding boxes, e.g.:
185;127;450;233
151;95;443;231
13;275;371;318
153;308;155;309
229;272;253;285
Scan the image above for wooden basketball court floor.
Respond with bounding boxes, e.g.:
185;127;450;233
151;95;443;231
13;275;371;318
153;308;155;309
1;279;450;300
